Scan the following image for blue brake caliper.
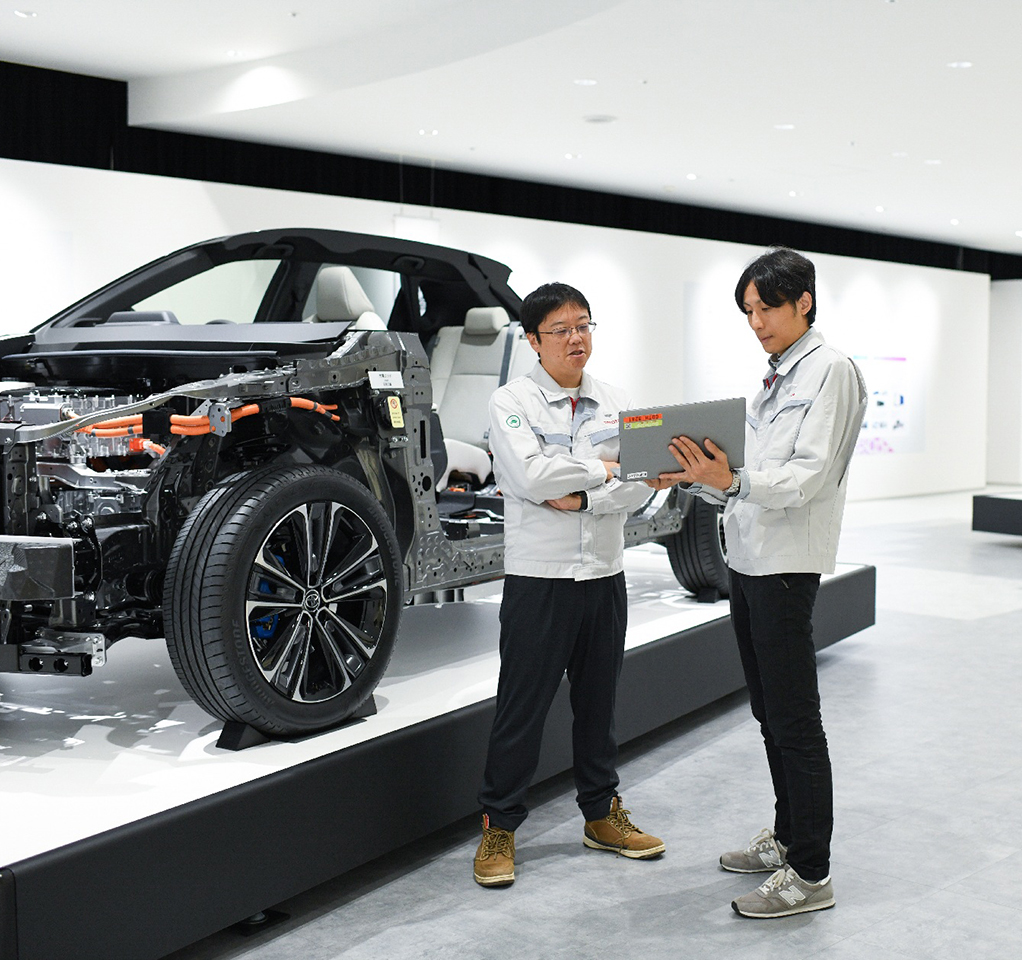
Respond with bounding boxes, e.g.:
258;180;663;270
251;554;284;640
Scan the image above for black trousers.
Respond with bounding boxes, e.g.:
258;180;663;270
478;573;627;831
729;569;832;882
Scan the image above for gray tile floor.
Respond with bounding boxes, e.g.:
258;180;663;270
164;491;1022;960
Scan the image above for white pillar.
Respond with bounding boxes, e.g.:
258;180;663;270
987;279;1022;484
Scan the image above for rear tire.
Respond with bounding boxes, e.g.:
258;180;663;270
665;496;729;599
165;466;402;736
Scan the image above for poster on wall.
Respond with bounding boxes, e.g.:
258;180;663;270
823;271;938;459
852;354;923;456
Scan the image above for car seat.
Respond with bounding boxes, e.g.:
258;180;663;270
312;266;387;329
429;306;533;450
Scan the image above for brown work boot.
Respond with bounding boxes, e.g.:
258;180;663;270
583;796;665;859
473;815;516;886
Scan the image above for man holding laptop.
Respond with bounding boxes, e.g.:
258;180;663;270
473;282;663;887
652;247;866;918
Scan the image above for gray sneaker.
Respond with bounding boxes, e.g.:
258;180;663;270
720;828;787;873
732;866;835;918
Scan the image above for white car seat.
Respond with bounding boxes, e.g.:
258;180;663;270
313;266;386;329
430;306;534;449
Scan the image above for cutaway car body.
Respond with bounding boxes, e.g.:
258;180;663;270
0;229;727;735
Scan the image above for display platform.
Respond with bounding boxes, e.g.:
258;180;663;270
972;492;1022;536
0;547;876;960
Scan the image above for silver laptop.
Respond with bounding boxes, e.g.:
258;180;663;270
617;397;746;481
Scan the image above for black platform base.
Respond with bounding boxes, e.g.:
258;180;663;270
972;494;1022;536
1;565;875;960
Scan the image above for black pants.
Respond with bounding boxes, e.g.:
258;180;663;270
729;569;832;882
478;573;627;831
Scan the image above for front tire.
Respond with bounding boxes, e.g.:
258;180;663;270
665;496;730;599
165;466;402;736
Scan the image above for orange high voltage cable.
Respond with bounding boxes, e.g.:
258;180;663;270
74;397;340;440
128;438;166;457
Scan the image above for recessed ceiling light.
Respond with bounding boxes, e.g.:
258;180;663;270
789;190;798;197
950;218;960;226
774;123;795;130
924;158;942;165
892;151;908;158
875;206;885;213
1016;230;1022;239
686;173;697;181
13;9;36;17
947;61;973;68
418;129;438;136
584;114;617;124
227;50;240;58
565;153;581;160
573;79;597;86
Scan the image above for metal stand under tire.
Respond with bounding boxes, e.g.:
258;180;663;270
216;694;379;750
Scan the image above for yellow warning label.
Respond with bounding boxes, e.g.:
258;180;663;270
387;396;405;429
622;413;663;429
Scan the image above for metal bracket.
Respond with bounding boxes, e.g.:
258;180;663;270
29;628;107;667
191;400;232;436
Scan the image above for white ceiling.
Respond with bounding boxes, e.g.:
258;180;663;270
3;0;1021;256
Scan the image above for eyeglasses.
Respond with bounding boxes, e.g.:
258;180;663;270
534;321;597;340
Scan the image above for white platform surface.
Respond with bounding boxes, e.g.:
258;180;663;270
0;544;858;866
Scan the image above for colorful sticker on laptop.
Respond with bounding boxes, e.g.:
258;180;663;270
622;413;663;429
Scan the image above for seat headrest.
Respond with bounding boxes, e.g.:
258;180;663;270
464;306;511;336
316;266;375;322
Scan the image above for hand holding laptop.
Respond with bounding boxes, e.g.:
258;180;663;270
655;436;733;491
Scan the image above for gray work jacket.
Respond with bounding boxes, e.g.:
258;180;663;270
489;362;652;580
691;327;867;575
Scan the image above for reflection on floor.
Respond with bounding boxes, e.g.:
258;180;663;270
16;485;1022;960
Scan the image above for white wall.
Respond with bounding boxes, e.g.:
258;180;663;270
987;280;1022;484
0;156;992;500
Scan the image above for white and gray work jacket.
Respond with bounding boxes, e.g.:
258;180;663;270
689;326;867;576
489;362;652;580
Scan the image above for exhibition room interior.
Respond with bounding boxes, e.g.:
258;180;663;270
1;3;1022;959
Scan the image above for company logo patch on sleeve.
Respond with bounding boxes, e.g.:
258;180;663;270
506;415;522;428
623;413;663;430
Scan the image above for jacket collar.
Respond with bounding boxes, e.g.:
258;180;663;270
769;325;826;378
528;360;595;402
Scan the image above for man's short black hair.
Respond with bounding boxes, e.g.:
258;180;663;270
520;282;591;335
735;247;817;325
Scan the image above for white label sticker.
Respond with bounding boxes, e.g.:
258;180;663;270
625;470;649;480
368;370;404;389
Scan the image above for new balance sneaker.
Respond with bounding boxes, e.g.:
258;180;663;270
473;815;516;887
583;796;665;859
720;827;787;873
731;866;835;918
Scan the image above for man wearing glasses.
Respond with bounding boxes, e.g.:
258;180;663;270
473;282;663;887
